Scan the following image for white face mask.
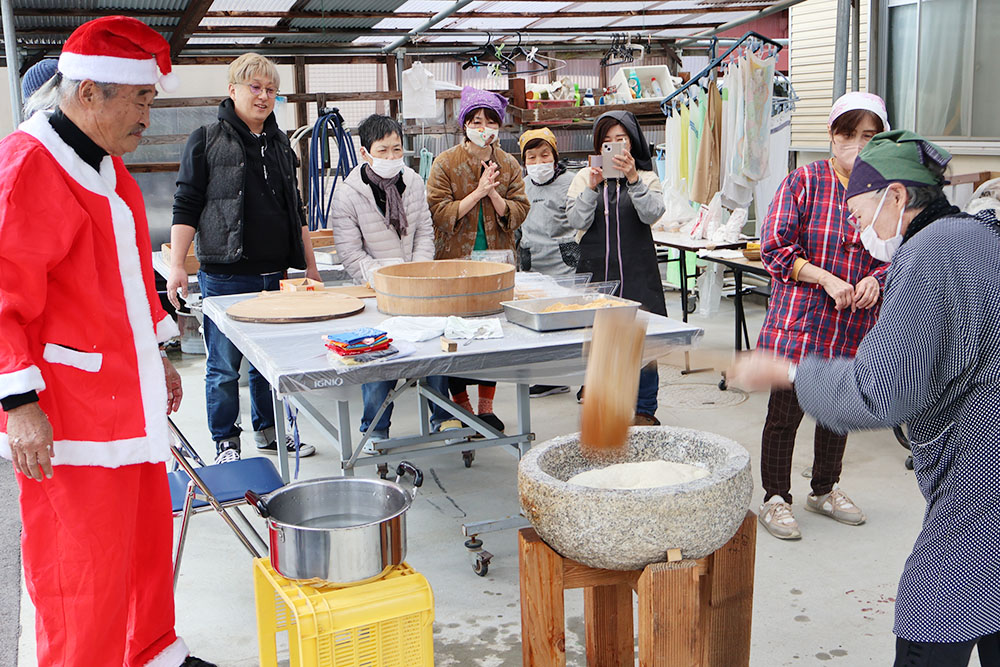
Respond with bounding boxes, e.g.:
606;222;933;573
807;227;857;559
466;126;498;148
364;150;404;179
860;188;905;262
526;162;555;184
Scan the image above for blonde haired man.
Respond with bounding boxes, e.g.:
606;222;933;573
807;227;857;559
169;53;319;463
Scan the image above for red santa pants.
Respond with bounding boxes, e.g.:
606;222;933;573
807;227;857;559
17;462;187;666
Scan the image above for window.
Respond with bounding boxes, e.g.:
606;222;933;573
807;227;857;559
883;0;999;139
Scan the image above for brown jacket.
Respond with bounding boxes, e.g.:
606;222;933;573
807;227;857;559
426;141;529;259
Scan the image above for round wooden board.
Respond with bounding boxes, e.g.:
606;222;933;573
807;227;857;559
226;292;365;323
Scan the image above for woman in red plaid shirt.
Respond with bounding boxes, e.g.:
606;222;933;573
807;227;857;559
756;93;890;540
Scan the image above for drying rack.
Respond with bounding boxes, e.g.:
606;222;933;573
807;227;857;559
660;31;785;117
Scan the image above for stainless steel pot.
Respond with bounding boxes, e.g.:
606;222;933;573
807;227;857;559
246;461;422;584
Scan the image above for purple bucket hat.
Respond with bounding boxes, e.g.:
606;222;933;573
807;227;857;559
458;86;509;126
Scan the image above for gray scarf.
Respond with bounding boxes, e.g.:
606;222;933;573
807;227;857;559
363;164;407;237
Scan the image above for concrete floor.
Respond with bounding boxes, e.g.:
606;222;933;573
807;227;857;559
13;291;980;666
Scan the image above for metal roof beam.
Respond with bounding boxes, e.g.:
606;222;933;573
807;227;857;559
13;6;772;20
169;0;215;60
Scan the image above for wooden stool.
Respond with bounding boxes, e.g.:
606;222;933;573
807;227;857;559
519;511;755;667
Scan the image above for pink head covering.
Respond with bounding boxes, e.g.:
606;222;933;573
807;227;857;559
458;86;509;126
829;92;890;131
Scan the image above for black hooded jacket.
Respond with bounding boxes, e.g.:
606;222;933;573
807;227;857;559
172;98;307;274
575;111;667;316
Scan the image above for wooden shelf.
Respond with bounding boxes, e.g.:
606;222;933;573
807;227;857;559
511;99;665;126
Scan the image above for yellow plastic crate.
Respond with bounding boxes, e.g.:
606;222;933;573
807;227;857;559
253;558;434;667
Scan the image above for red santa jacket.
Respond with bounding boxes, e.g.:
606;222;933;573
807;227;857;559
0;112;179;468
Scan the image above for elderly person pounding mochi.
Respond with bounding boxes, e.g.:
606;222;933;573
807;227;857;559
730;131;1000;667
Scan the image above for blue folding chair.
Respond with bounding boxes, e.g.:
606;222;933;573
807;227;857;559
167;418;284;589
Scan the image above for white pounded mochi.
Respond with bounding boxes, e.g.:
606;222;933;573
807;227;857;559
567;460;709;490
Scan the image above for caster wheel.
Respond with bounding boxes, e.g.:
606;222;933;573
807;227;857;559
473;557;489;577
718;378;728;391
377;463;389;479
905;455;914;470
462;450;475;468
686;296;698;314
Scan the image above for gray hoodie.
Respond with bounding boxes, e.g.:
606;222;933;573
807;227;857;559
520;169;578;275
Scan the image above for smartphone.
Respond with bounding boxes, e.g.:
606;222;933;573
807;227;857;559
601;142;626;180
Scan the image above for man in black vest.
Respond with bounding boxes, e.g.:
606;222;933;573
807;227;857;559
168;52;318;463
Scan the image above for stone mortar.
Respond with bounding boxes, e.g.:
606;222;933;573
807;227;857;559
518;426;753;570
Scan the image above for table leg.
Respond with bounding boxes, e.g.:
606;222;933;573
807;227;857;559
335;399;355;477
638;561;702;667
678;250;690;324
417;379;431;437
584;584;634;666
734;269;744;352
271;389;289;483
519;528;566;667
516;383;531;457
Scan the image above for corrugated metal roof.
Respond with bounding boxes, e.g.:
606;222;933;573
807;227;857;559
4;0;787;58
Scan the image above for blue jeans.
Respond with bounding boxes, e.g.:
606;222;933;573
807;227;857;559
361;376;451;437
636;362;659;416
199;270;283;444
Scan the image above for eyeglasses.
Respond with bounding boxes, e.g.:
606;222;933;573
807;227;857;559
241;82;279;98
841;235;863;253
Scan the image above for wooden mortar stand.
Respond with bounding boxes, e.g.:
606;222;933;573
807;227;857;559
519;511;755;667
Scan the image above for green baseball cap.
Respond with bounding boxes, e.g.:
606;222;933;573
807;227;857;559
845;130;951;200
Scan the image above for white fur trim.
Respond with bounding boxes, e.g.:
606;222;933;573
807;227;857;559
43;343;103;373
19;113;171;466
143;637;189;667
58;52;160;86
0;366;45;398
159;71;179;93
0;432;169;467
156;313;180;344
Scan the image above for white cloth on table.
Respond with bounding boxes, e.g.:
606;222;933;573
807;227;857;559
380;316;447;342
443;317;503;340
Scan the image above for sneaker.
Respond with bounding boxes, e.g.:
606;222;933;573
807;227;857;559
214;440;241;465
805;487;866;525
759;499;802;540
437;419;463;432
634;413;660;426
530;385;570;398
576;387;585;404
361;430;388;455
257;436;316;458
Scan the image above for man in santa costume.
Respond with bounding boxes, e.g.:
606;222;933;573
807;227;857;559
0;16;215;667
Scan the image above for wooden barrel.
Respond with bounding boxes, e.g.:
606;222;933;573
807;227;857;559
372;260;515;316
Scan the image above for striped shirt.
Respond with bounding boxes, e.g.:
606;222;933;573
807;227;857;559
796;212;1000;643
757;159;887;362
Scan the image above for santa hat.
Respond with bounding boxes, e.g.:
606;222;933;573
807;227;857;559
57;16;178;93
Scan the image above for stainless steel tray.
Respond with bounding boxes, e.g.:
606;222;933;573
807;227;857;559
502;294;640;331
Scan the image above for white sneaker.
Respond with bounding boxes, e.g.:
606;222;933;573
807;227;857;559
759;499;802;540
214;444;241;465
806;487;866;525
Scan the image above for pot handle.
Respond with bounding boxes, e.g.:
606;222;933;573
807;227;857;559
244;490;269;518
395;460;423;497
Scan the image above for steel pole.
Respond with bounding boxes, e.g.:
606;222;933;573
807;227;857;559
1;0;22;125
833;0;851;100
851;0;860;91
382;0;477;54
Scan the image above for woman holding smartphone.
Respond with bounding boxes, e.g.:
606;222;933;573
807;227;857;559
566;110;666;425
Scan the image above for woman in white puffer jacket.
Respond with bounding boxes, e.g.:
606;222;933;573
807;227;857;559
329;114;446;450
330;115;435;282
